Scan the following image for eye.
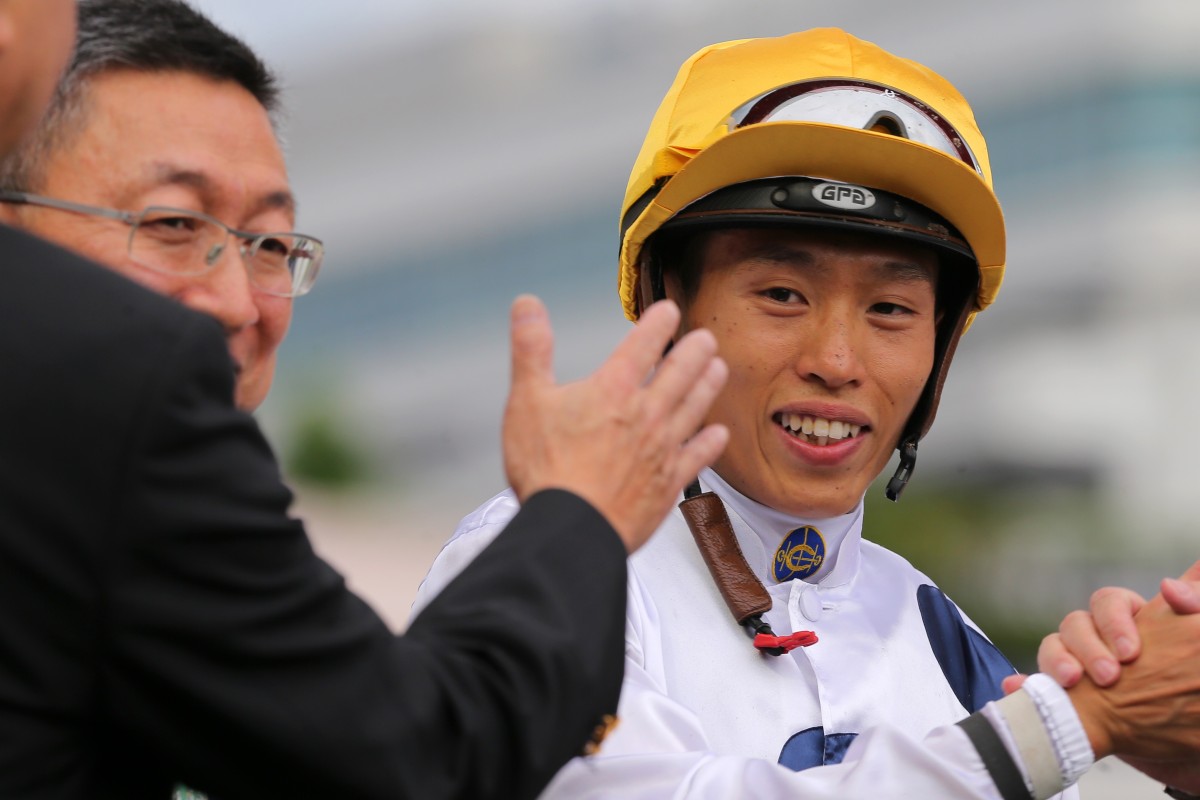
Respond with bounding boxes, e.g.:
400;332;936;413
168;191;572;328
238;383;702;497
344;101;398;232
255;236;290;257
144;215;204;233
870;301;913;316
763;287;803;304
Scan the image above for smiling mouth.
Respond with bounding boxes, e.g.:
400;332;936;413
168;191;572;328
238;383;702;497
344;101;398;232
774;412;866;447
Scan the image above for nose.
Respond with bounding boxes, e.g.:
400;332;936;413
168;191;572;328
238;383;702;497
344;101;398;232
793;311;865;390
181;240;260;334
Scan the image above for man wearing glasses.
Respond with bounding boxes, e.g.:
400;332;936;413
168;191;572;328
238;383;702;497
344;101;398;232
0;1;731;798
0;0;315;413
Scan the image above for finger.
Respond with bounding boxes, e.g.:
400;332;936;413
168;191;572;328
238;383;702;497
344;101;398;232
1036;632;1084;688
1090;587;1146;662
668;355;728;443
1057;608;1122;686
645;327;720;419
596;300;681;389
1001;674;1028;695
671;423;730;492
658;349;727;445
1161;577;1200;614
1143;560;1200;616
509;294;555;390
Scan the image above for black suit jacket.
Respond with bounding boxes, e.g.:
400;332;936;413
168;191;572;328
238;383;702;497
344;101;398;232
0;224;627;799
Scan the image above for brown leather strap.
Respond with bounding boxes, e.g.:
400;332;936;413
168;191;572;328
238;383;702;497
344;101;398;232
679;491;772;624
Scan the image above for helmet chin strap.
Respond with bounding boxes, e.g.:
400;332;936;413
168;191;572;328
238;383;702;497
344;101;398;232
885;436;919;501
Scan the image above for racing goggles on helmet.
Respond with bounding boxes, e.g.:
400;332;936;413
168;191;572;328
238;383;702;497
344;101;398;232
730;79;982;176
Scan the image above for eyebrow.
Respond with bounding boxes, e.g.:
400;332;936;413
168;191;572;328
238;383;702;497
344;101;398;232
743;244;935;284
743;243;821;273
872;260;937;285
148;162;298;218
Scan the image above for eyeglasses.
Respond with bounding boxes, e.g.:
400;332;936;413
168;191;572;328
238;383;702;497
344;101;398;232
0;190;324;298
730;79;982;175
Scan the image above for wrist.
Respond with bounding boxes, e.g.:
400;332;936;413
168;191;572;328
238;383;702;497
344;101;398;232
1018;674;1095;790
1064;674;1116;759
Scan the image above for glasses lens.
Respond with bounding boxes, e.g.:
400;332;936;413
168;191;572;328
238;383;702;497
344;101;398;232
245;234;324;297
130;208;228;275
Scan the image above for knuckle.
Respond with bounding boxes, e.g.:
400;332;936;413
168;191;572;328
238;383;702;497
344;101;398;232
1036;634;1063;669
1060;609;1090;634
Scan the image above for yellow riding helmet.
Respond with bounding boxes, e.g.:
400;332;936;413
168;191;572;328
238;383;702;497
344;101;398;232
617;29;1006;496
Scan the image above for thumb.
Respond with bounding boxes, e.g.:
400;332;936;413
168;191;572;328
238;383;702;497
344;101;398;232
510;294;555;390
1161;558;1200;614
1001;674;1028;695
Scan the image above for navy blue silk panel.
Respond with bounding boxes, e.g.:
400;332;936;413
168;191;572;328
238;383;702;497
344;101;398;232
917;584;1015;713
778;727;859;771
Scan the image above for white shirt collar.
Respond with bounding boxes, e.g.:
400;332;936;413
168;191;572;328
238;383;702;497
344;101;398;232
697;467;864;587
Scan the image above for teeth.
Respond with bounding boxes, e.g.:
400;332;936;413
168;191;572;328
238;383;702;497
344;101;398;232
778;414;865;444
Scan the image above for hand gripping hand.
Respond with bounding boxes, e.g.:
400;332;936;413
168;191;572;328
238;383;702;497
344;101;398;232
1002;561;1200;692
1037;561;1200;690
502;295;729;553
1061;561;1200;793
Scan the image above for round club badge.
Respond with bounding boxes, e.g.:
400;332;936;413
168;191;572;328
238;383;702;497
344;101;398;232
773;526;826;582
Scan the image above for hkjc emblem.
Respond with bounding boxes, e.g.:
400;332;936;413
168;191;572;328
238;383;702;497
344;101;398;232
773;526;826;582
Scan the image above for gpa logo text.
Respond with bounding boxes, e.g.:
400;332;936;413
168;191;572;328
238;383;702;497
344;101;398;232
813;182;876;211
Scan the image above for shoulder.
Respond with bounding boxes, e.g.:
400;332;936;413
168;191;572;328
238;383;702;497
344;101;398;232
410;488;521;615
0;223;235;486
858;537;940;587
453;488;522;540
0;224;227;387
860;536;1006;652
1;224;200;331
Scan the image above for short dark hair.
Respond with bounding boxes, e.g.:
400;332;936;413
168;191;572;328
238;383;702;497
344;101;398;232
0;0;280;191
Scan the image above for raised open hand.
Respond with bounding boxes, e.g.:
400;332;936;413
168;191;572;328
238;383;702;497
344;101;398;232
503;295;729;552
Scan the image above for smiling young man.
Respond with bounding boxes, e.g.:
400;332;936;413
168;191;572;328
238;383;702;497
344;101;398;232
0;0;304;411
414;29;1200;799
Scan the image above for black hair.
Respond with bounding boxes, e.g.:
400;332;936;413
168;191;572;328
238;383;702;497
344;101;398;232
0;0;280;190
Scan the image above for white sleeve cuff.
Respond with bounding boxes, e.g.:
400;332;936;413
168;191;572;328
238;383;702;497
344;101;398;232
984;673;1095;798
1021;673;1094;786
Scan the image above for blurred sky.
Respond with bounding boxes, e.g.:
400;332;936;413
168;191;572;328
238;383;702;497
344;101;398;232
190;0;700;74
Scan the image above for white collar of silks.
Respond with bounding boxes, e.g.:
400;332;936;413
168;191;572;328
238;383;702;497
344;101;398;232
696;467;864;587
